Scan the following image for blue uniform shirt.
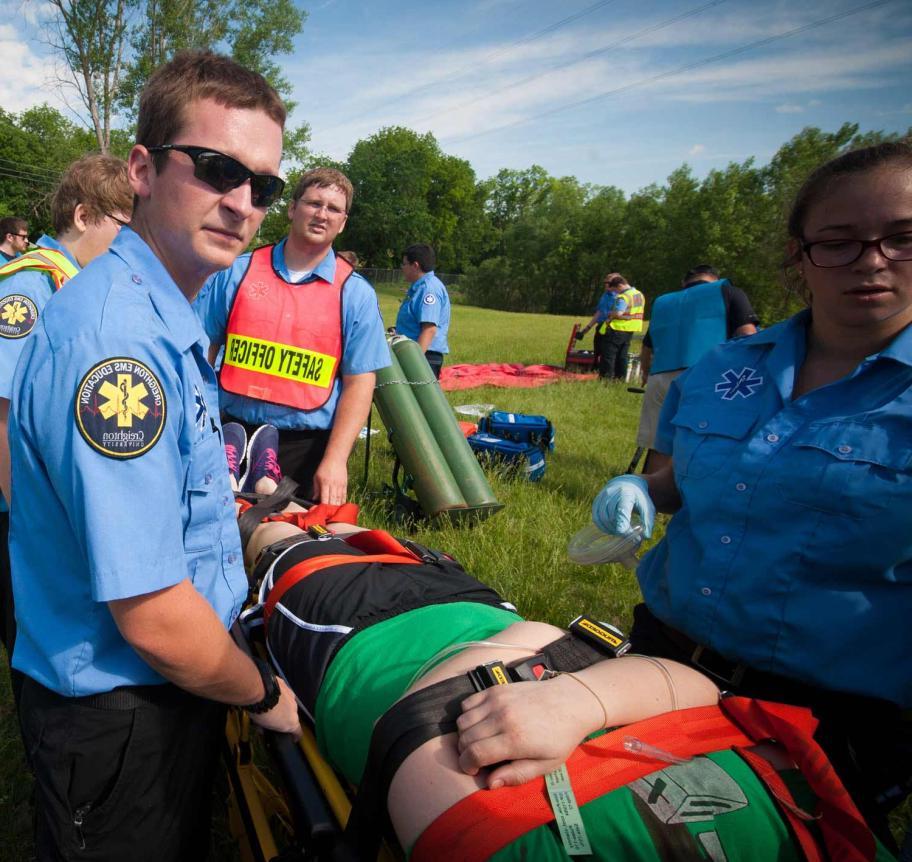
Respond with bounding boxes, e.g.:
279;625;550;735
593;291;615;323
395;271;450;354
194;240;389;430
642;310;912;707
9;228;247;696
0;235;79;513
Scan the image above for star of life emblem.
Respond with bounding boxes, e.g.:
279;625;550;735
194;385;208;432
714;367;763;400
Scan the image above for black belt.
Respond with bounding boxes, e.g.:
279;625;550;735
23;677;196;710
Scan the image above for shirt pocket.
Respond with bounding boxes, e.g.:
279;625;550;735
670;402;757;479
183;430;224;552
775;421;912;519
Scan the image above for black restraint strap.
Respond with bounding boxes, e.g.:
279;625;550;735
236;476;303;554
338;631;613;860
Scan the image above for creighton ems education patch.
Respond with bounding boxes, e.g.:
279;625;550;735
0;294;39;338
75;357;166;458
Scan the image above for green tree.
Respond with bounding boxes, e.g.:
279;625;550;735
343;126;488;270
37;0;307;154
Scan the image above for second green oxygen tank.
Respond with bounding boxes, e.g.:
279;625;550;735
391;336;500;513
372;344;468;517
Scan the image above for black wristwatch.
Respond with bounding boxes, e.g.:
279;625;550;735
244;657;281;714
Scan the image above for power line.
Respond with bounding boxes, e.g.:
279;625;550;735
0;157;61;182
0;167;58;188
318;0;622;134
423;0;729;125
442;0;897;146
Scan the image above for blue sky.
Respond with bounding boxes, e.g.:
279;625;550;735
3;0;911;194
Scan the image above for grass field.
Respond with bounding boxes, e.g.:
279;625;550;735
0;282;907;858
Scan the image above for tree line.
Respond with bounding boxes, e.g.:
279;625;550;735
1;105;907;322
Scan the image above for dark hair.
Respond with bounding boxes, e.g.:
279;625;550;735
51;154;132;234
403;243;436;272
682;264;719;286
787;140;912;240
137;51;286;159
1;216;28;241
293;168;353;211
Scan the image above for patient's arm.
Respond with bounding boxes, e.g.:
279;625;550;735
455;654;719;788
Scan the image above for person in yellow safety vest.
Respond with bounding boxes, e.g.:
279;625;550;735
0;153;132;701
578;272;644;379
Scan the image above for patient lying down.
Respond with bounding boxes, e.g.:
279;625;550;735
230;427;886;862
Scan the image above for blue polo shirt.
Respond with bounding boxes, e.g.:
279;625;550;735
395;271;450;354
0;235;79;513
594;291;615;322
194;240;389;430
641;310;912;707
9;228;247;696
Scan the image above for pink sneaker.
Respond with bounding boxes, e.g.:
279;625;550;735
240;425;282;493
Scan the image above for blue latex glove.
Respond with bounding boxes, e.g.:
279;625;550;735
591;474;655;539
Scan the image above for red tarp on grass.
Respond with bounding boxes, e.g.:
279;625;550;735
439;363;596;391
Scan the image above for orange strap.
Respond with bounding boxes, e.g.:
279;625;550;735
263;549;421;624
720;697;876;862
412;703;754;862
412;697;876;862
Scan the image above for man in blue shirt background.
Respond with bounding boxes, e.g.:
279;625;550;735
0;217;29;262
195;167;389;504
396;242;451;378
0;154;132;700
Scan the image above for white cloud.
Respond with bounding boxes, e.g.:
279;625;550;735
0;22;66;113
776;103;804;114
688;144;705;156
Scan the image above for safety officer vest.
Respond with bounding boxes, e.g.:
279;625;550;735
606;286;645;333
220;246;352;411
0;247;78;291
649;280;728;374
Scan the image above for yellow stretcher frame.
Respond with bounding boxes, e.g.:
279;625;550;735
222;622;400;862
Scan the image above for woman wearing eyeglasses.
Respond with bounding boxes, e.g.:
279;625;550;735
591;141;912;850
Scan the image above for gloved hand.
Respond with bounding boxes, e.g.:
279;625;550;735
591;475;655;538
574;330;585;341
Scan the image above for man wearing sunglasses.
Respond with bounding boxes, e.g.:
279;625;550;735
0;154;132;701
8;51;301;861
196;167;388;506
0;217;29;261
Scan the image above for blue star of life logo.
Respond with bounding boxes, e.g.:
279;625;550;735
194;386;208;432
714;367;764;400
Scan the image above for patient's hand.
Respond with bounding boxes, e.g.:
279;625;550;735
250;678;302;739
455;676;603;789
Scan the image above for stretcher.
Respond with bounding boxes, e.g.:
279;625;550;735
564;323;596;372
222;615;401;862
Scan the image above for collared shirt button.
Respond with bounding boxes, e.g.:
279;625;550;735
701;587;712;596
131;274;142;285
227;553;237;564
222;495;229;506
735;482;747;491
720;535;732;544
204;473;212;485
838;445;852;454
698;420;708;429
766;433;779;443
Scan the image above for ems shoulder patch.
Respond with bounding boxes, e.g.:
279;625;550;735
75;357;166;459
423;293;436;305
0;294;39;339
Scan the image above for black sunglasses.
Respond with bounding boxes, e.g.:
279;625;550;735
148;144;285;208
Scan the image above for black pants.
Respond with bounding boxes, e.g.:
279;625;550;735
227;416;329;500
595;330;632;379
0;510;24;706
630;603;911;849
424;350;444;380
19;677;226;861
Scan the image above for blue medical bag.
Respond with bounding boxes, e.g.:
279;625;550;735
467;433;546;482
476;411;555;452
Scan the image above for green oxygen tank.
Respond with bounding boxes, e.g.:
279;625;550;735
391;336;501;515
372;344;468;517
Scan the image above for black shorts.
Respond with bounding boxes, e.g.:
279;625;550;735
262;535;511;719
